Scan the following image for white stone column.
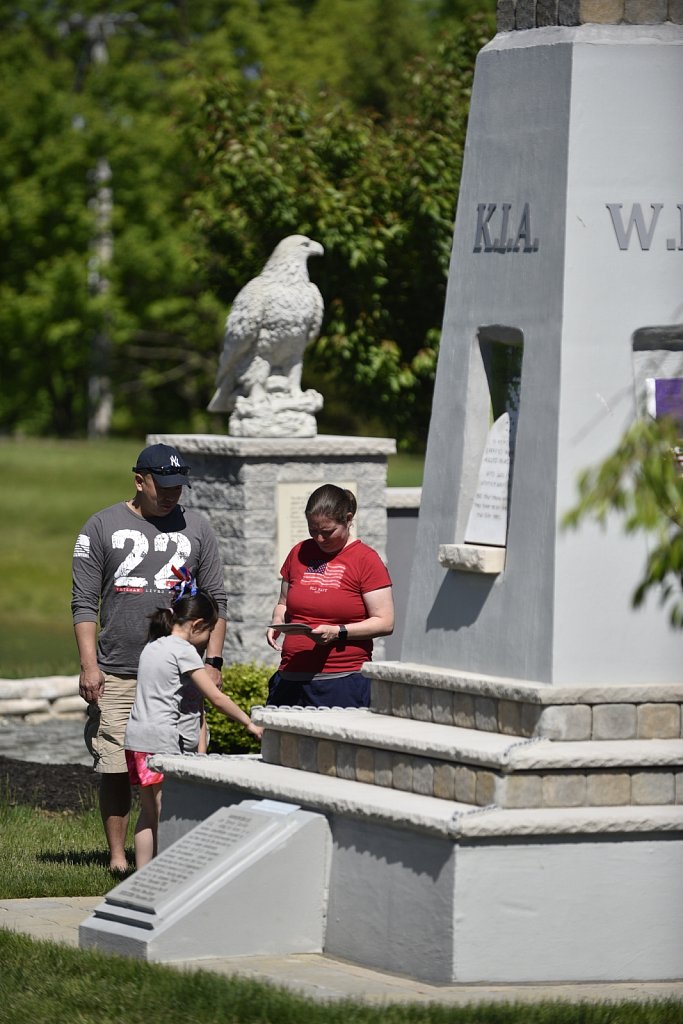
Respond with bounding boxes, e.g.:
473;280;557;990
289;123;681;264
400;22;683;687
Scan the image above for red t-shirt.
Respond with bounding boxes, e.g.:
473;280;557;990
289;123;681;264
279;539;392;674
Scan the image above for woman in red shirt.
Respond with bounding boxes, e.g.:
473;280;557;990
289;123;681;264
266;484;394;707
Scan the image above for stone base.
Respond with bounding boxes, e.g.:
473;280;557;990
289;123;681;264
228;388;323;438
152;756;683;984
229;409;318;437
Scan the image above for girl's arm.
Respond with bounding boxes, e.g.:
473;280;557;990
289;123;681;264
190;668;263;740
266;580;289;651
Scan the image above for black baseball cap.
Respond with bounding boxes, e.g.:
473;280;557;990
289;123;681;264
132;443;192;488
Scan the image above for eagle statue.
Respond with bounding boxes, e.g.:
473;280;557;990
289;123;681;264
208;235;325;436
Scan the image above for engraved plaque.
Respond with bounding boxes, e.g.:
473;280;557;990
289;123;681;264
464;412;511;547
276;480;357;571
108;808;275;915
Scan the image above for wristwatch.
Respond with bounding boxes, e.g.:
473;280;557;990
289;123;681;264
205;656;224;670
338;625;348;641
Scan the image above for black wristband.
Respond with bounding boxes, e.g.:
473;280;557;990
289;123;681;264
338;625;348;641
205;656;224;670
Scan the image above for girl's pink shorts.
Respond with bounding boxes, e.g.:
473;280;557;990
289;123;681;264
125;750;164;787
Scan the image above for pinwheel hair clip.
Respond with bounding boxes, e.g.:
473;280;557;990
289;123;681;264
170;565;197;604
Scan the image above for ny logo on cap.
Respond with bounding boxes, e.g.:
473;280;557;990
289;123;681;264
170;456;180;468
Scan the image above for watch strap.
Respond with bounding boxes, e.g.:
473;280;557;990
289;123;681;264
205;656;224;670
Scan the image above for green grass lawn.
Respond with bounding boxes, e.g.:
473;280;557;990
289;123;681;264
0;438;139;678
0;438;422;678
0;800;132;899
1;929;681;1024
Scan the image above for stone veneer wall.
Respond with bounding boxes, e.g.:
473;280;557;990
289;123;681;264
261;726;683;809
371;677;683;740
497;0;683;30
0;677;85;722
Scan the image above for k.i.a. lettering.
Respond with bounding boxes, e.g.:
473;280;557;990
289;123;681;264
473;202;539;254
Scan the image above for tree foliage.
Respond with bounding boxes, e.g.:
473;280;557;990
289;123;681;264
563;416;683;627
0;0;495;443
0;1;226;437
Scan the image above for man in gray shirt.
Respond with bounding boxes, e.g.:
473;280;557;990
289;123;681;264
72;443;227;872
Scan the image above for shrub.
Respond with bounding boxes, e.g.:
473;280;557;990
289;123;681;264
205;662;271;755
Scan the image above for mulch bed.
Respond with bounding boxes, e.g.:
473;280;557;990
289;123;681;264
0;755;99;814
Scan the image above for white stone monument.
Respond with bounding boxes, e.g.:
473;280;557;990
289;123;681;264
87;6;683;987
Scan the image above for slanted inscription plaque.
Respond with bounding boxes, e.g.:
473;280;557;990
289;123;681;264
108;809;275;915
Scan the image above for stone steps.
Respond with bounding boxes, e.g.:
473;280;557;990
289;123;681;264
364;661;683;741
149;753;683;840
252;707;683;810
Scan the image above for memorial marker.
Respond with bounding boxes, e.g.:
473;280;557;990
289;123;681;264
108;810;272;915
80;801;331;962
464;412;511;547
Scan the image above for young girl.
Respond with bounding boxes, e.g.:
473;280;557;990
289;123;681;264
124;583;263;870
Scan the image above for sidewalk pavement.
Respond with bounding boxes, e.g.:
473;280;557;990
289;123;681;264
1;896;683;1007
1;717;683;1006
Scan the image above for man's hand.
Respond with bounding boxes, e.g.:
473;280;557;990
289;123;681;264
79;666;105;704
204;664;223;691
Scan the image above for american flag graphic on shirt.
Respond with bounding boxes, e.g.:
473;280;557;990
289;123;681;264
302;560;346;589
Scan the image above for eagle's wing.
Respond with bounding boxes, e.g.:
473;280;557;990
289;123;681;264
211;276;265;397
306;283;324;343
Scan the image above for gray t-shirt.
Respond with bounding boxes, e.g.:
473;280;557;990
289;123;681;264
124;634;204;754
71;501;227;676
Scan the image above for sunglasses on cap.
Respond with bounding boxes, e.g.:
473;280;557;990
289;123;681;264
132;465;190;476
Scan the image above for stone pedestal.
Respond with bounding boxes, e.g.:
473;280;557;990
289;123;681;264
147;433;395;665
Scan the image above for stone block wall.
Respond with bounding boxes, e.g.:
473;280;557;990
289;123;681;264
260;722;683;809
497;0;682;29
369;668;683;741
0;677;85;722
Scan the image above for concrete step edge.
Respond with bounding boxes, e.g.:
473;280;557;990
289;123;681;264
253;708;683;770
149;754;683;839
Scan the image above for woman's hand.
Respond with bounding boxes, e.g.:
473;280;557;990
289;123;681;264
264;622;280;647
310;623;342;645
267;585;288;651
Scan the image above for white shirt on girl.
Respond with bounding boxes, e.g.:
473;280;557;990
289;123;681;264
124;634;204;754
